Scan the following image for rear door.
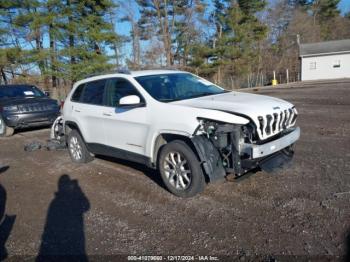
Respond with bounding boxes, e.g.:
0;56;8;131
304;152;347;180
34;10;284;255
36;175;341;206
70;79;107;144
101;77;150;155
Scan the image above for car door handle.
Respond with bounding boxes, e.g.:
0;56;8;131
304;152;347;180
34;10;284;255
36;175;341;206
74;109;81;113
103;113;112;116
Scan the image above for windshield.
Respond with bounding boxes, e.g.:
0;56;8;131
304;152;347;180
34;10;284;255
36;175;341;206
135;73;226;102
0;85;45;99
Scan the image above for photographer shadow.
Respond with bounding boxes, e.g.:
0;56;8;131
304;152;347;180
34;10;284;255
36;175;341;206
0;165;16;262
36;174;90;261
346;228;350;262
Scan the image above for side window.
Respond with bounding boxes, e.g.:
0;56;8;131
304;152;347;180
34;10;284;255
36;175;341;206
105;78;142;107
71;84;84;102
80;79;106;105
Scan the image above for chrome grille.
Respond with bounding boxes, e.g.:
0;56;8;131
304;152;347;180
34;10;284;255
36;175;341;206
265;115;273;135
272;113;278;133
257;107;297;139
18;103;55;113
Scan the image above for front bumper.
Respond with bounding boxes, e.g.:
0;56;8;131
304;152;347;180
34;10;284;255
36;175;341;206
3;111;60;129
242;127;300;159
192;125;300;181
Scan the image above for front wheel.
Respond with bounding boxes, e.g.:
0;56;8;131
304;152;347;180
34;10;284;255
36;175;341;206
158;140;206;198
67;130;94;163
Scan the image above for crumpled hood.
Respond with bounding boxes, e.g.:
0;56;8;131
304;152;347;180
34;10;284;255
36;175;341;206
173;91;297;140
172;91;294;118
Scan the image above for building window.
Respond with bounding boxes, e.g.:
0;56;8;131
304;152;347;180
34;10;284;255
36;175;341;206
309;62;316;70
333;60;341;68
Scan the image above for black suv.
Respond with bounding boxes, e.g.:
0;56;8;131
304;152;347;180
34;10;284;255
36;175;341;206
0;84;60;136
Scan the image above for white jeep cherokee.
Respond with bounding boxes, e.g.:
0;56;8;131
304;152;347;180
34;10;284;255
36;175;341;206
62;70;300;197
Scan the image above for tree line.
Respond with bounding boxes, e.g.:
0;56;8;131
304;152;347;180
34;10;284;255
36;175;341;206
0;0;349;96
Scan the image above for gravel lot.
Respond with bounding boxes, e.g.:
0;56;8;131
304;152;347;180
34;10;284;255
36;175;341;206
0;82;349;261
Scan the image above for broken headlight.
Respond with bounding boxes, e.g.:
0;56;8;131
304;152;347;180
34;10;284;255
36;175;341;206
197;118;231;148
241;122;258;143
197;118;218;137
197;118;244;170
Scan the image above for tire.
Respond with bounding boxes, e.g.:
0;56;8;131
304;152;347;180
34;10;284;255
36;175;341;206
158;140;206;198
0;117;14;137
67;129;94;163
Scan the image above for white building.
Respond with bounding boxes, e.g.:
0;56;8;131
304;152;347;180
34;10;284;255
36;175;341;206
300;39;350;81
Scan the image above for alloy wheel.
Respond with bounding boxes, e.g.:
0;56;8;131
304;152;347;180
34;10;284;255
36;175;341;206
69;136;82;160
163;151;192;190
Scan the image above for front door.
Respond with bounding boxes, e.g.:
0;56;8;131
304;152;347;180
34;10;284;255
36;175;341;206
101;78;150;155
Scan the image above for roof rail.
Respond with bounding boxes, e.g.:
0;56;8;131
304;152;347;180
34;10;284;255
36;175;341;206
85;68;131;78
138;66;180;71
115;68;131;74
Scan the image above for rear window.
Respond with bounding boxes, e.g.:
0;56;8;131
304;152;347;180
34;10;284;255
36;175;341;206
0;85;45;99
71;84;84;102
80;80;106;105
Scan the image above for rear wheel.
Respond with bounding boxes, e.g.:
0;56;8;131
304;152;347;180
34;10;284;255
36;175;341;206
159;140;205;198
0;117;14;137
67;130;94;163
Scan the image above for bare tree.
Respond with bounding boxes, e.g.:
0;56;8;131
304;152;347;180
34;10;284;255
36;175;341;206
118;1;141;68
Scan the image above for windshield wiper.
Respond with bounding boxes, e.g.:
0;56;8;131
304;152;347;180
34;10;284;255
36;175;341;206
160;90;228;102
187;92;225;99
159;98;177;102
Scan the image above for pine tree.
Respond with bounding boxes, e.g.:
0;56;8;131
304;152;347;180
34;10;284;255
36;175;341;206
43;0;62;89
190;0;268;87
173;0;206;66
0;1;25;83
136;0;201;66
13;0;48;77
1;0;121;89
311;0;341;40
119;1;142;69
288;0;314;9
346;12;350;19
188;0;229;79
317;0;340;20
58;0;119;81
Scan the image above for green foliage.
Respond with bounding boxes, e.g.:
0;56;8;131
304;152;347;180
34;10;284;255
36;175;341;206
136;0;205;66
0;0;120;84
313;0;341;40
0;47;22;67
56;0;118;81
317;0;340;19
0;0;348;89
289;0;314;9
238;0;266;15
189;0;267;85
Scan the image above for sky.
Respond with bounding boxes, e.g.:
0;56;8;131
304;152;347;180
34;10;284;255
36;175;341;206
116;0;350;36
115;0;350;62
339;0;350;14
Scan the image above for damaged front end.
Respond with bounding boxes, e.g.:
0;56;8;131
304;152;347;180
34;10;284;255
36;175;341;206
50;116;65;142
191;118;300;182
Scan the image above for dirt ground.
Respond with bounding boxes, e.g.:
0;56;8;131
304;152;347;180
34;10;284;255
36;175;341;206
0;82;349;261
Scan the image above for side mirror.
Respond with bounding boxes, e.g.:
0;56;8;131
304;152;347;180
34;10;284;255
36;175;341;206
118;95;141;107
44;91;50;97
